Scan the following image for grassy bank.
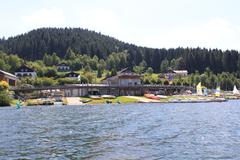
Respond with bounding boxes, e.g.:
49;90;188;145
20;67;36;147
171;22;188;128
80;96;138;104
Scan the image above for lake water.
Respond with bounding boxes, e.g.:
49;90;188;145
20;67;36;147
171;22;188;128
0;101;240;159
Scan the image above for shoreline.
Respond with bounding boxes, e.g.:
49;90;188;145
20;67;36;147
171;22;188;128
6;94;239;107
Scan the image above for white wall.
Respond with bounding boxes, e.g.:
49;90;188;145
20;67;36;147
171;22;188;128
15;72;37;77
119;78;141;86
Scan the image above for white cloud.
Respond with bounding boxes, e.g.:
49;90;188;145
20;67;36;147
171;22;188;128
76;8;121;37
22;7;66;28
132;18;240;50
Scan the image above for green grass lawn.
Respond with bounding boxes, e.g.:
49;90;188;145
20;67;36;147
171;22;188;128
80;96;137;104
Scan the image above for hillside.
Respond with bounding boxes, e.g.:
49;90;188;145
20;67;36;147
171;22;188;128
0;27;240;73
0;28;127;60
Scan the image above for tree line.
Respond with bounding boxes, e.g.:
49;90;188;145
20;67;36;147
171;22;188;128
0;49;240;90
0;28;240;74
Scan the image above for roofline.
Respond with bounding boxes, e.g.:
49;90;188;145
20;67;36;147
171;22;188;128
0;70;18;79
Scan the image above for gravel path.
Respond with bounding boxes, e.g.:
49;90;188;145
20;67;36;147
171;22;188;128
66;97;83;105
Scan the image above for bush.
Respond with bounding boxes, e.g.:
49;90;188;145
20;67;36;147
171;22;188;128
33;77;58;87
0;81;9;91
0;91;11;106
80;75;89;84
83;72;95;83
163;80;169;85
44;67;57;77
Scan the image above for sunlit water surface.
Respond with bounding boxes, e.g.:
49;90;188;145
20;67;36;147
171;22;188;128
0;101;240;159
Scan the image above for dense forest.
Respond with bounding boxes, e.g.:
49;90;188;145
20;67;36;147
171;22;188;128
0;28;240;74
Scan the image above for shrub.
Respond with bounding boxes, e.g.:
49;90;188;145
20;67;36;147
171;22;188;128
0;81;9;91
0;91;11;106
33;77;58;87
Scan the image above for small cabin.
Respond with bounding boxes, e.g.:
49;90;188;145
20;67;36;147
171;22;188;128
103;68;142;86
57;63;70;72
172;70;188;76
64;71;80;81
164;69;188;80
15;65;37;78
0;70;18;86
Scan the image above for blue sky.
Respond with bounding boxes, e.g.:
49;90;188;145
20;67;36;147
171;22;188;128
1;0;240;50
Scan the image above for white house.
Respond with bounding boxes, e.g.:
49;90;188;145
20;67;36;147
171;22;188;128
64;71;80;81
103;68;142;86
57;63;70;72
172;70;188;76
164;69;188;81
15;65;37;78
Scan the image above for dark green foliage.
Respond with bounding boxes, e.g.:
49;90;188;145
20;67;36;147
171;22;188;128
146;67;153;74
0;91;11;106
1;28;240;74
111;68;117;76
43;67;57;77
33;77;57;87
43;53;60;66
57;78;80;85
97;68;102;78
79;75;89;84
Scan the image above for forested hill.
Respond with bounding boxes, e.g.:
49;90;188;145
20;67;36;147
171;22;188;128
0;27;240;74
0;28;126;59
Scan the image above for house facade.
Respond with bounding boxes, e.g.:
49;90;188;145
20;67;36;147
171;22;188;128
103;68;142;86
57;63;70;72
15;65;37;78
0;70;18;86
64;71;80;81
164;70;188;81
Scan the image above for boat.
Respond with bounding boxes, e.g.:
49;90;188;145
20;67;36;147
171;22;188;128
215;86;221;97
101;95;116;99
144;94;161;100
233;85;240;95
196;82;203;95
81;99;92;103
89;95;103;100
156;95;168;99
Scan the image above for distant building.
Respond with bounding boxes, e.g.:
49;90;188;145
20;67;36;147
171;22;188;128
64;71;80;81
0;70;18;86
164;69;188;81
57;63;70;72
103;68;142;86
15;65;37;78
172;70;188;76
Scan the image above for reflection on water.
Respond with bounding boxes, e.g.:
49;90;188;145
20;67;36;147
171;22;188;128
0;101;240;159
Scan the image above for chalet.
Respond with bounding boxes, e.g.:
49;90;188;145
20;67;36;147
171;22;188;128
0;70;18;86
57;63;70;72
103;68;142;86
15;65;37;78
64;71;80;81
164;69;188;80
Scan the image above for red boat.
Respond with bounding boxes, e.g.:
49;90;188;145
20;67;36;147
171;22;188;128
144;94;161;100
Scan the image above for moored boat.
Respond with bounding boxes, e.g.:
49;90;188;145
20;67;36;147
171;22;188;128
89;95;103;100
156;95;168;99
144;94;161;100
101;95;116;99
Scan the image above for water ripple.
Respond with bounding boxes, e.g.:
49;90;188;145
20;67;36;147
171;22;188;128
0;101;240;159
